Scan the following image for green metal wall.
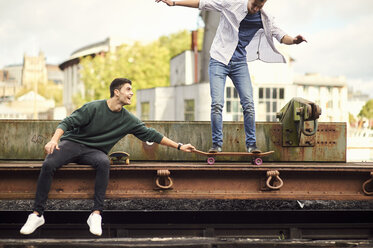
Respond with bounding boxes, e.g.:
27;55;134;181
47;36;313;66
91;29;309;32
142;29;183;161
0;120;346;162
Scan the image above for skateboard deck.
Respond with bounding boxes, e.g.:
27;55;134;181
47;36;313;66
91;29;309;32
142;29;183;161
193;149;274;165
108;151;130;165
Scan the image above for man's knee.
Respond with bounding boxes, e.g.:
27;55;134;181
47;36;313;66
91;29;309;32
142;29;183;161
242;101;255;114
211;103;224;114
41;160;59;175
95;157;110;171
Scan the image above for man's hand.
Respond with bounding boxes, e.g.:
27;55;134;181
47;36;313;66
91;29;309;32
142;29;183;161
293;35;307;44
180;144;195;152
155;0;174;6
281;34;307;45
44;140;60;155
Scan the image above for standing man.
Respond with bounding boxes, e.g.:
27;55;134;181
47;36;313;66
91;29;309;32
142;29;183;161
20;78;195;236
155;0;307;153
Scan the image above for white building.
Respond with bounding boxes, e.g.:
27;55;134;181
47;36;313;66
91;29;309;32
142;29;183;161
293;73;348;122
2;64;23;85
347;89;370;120
59;37;131;114
137;46;348;123
0;91;55;119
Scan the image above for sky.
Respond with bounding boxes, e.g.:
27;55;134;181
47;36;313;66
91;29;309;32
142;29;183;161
1;0;373;97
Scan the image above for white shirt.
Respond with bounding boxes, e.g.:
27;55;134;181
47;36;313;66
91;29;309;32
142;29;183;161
199;0;287;65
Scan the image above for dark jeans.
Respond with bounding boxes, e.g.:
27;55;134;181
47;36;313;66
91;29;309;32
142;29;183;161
33;140;110;215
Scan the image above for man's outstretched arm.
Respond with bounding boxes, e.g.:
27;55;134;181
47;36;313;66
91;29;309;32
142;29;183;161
160;136;195;152
155;0;200;8
281;34;307;45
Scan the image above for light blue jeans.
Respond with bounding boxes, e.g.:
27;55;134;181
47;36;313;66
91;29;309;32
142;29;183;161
208;58;256;148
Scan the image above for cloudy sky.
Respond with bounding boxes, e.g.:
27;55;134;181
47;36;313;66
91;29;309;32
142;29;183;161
1;0;372;96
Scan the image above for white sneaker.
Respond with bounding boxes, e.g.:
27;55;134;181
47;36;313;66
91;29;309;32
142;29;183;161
20;213;45;235
87;212;102;236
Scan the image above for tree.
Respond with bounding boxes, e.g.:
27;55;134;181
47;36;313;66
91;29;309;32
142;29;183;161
15;81;63;106
358;99;373;120
77;29;204;111
348;112;357;127
78;41;170;111
158;29;204;58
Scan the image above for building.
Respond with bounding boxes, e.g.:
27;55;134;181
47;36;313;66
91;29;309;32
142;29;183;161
21;52;48;88
137;46;295;122
2;64;23;85
0;64;23;100
59;37;131;114
293;73;348;122
137;47;348;123
0;53;64;119
1;53;63;99
1;91;55;119
137;10;348;123
347;89;370;121
46;64;64;85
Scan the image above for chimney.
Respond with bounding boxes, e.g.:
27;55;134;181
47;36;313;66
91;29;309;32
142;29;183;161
191;30;198;83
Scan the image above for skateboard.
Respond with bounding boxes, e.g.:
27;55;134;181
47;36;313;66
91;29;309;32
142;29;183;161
108;151;130;165
193;149;274;165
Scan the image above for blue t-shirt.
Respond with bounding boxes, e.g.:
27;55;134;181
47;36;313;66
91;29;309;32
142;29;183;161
231;11;263;61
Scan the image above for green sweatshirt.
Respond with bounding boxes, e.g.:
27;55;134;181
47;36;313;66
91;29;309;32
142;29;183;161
57;100;164;154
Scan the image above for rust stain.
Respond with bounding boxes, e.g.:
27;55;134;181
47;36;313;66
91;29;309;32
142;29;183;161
142;141;159;160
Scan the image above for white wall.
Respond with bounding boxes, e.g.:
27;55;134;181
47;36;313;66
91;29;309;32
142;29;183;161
137;83;211;121
170;51;201;86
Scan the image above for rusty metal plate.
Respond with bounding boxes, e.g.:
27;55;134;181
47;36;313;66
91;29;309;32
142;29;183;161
0;162;371;201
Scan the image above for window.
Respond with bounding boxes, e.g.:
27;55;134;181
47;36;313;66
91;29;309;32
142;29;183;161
258;87;285;121
226;86;243;121
184;99;195;121
226;101;231;113
279;88;284;99
259;88;264;99
233;88;238;98
326;100;333;109
226;87;231;98
141;102;150;120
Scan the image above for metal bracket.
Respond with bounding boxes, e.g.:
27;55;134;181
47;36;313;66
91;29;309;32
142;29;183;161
155;170;173;190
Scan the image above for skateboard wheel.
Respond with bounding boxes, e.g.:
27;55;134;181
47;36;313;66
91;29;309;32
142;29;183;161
254;157;263;165
207;157;215;165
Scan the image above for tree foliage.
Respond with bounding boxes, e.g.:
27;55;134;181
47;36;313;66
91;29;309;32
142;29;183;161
348;112;356;125
77;29;204;111
15;81;63;106
358;99;373;119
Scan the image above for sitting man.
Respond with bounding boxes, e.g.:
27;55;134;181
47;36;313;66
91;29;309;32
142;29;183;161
20;77;195;236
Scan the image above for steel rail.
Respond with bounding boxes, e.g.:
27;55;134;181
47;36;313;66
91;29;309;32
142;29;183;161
0;162;372;201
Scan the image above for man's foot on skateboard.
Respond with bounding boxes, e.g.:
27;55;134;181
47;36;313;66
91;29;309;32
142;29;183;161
247;143;262;153
208;145;222;153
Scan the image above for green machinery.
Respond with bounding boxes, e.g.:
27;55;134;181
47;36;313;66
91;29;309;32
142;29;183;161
276;97;322;147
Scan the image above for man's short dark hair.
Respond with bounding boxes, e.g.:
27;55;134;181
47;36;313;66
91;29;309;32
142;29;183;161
110;78;132;97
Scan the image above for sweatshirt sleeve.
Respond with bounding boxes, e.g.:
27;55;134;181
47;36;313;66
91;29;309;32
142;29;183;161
130;120;164;144
57;104;92;132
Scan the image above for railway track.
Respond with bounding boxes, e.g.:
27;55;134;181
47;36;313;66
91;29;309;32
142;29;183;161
0;210;372;247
